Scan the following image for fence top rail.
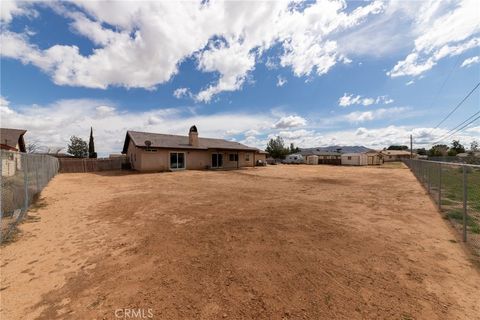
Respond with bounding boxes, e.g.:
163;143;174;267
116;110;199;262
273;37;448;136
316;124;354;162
0;150;59;161
404;159;480;168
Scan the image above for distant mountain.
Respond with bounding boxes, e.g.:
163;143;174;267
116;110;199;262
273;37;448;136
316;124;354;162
299;145;375;154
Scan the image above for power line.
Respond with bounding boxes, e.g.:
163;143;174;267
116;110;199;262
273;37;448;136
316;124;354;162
429;81;480;131
434;110;480;142
432;113;480;145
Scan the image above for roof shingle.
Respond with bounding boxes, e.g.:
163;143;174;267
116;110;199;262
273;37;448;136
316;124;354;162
123;130;259;153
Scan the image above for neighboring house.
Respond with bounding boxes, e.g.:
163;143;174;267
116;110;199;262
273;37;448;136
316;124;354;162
0;128;26;152
381;150;414;161
366;151;383;165
122;126;264;171
341;153;368;166
0;128;27;176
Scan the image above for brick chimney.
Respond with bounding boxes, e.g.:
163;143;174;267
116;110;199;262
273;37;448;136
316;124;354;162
189;125;199;147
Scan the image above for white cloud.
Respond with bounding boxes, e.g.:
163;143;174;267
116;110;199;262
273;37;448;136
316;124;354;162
273;115;307;129
338;93;361;107
375;95;394;104
388;0;480;77
343;107;409;123
338;93;394;107
244;129;260;137
406;80;415;86
173;87;191;99
0;0;36;24
461;55;480;68
276;75;287;87
2;97;477;152
0;98;274;154
1;0;384;101
1;0;477;97
95;105;116;117
362;98;375;106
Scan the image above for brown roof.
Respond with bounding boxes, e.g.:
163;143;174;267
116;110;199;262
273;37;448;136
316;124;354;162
122;130;259;153
381;150;413;155
0;128;26;152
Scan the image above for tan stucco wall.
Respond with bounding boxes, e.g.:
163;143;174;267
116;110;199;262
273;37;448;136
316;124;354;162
127;145;258;171
255;153;267;162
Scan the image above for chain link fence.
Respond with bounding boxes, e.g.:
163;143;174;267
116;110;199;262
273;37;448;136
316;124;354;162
404;159;480;256
1;150;59;242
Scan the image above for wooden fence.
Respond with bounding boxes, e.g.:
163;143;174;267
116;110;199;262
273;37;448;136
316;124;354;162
58;157;129;173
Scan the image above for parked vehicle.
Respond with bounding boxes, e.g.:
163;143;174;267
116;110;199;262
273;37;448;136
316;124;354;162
282;154;305;164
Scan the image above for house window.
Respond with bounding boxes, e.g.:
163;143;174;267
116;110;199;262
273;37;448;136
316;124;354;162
170;152;186;169
348;156;352;160
245;153;250;161
229;154;238;161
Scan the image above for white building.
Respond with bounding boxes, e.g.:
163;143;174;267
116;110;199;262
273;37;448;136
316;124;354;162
341;153;368;166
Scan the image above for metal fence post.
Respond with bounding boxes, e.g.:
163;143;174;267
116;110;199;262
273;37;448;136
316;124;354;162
438;163;442;210
427;163;431;193
462;165;467;242
23;154;29;213
36;158;40;192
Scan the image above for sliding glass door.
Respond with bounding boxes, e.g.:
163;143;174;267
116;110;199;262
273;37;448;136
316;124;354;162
170;152;186;170
211;153;223;168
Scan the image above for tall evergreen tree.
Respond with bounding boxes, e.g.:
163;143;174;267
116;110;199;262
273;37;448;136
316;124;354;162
88;127;97;158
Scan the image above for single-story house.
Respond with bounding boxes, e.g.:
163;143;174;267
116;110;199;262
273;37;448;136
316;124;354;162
0;128;26;152
341;153;368;166
1;128;27;176
381;150;415;162
122;126;266;171
366;151;383;165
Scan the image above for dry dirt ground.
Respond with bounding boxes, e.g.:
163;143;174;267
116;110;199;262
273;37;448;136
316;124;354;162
1;164;479;320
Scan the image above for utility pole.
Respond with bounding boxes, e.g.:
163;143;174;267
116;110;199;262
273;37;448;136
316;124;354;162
410;134;413;159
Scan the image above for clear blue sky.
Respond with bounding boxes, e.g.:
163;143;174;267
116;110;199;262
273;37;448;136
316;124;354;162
1;0;479;155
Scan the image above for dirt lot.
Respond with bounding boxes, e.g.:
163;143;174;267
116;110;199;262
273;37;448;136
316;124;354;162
1;165;479;320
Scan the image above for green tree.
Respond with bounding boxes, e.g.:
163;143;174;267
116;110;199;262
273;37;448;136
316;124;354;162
88;127;97;158
447;149;457;156
470;140;478;153
416;148;427;156
450;140;465;154
266;136;289;159
67;136;88;158
428;144;448;157
289;143;300;154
